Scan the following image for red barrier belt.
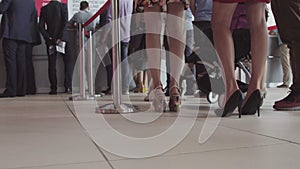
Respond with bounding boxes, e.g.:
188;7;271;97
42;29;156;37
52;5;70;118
268;25;277;31
83;0;111;28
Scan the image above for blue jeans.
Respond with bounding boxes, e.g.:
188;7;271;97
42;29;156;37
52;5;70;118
106;42;130;91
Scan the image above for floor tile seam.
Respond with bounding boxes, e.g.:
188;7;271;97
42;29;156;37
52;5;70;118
219;125;300;145
107;142;289;162
160;142;288;158
1;160;106;169
64;100;115;169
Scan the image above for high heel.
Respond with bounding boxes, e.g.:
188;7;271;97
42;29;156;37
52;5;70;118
169;86;181;112
215;90;243;117
149;86;167;112
240;89;264;116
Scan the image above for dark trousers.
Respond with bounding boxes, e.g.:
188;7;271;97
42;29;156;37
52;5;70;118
106;42;130;91
193;21;214;74
47;44;72;91
2;38;28;96
272;0;300;91
164;35;171;89
26;45;36;94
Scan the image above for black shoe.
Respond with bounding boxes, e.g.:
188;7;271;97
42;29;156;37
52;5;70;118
65;88;72;94
49;90;57;95
0;90;15;98
215;90;243;117
26;92;36;95
239;89;263;117
103;88;112;95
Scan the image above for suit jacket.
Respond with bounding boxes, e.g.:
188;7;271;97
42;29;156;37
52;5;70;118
0;0;39;43
38;1;68;45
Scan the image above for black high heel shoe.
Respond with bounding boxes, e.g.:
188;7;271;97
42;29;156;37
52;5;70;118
215;90;243;117
240;89;264;117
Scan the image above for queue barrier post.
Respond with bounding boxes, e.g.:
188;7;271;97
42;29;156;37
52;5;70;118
96;0;135;114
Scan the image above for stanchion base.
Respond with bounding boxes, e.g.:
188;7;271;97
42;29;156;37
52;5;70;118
96;103;137;114
69;94;101;101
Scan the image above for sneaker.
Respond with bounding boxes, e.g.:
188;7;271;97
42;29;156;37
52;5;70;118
273;91;300;110
122;90;129;95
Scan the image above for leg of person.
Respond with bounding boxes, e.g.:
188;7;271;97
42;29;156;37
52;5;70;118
240;2;268;115
105;64;112;94
184;29;196;95
212;2;244;117
144;5;165;111
26;44;36;95
16;41;28;96
63;43;73;93
134;71;144;93
164;34;171;96
105;50;113;94
47;48;58;94
0;38;18;97
272;0;300;110
144;69;153;101
274;43;300;110
212;2;239;102
278;44;291;87
167;3;186;111
121;42;130;95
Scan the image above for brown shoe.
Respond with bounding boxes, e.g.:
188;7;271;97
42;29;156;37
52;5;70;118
169;86;181;112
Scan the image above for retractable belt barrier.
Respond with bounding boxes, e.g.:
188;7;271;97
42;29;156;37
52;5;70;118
71;0;111;100
72;0;136;113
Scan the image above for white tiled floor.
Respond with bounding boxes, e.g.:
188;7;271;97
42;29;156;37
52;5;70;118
0;88;300;169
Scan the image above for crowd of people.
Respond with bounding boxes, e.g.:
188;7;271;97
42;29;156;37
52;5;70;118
0;0;299;116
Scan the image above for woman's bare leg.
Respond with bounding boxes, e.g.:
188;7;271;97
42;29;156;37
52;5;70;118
166;3;186;94
144;5;163;88
211;2;238;104
244;2;268;101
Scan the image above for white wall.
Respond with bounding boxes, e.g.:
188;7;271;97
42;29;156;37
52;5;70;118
68;0;106;19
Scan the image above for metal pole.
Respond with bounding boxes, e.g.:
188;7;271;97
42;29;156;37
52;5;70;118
77;24;86;99
112;0;122;108
82;26;87;99
96;0;135;113
88;31;94;97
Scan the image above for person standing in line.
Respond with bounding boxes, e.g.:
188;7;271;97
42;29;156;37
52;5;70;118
136;0;187;112
189;0;213;97
277;36;291;88
26;10;42;95
0;0;39;98
68;1;96;32
67;1;97;94
212;0;269;117
272;0;300;110
39;0;71;94
180;7;196;96
103;0;133;95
